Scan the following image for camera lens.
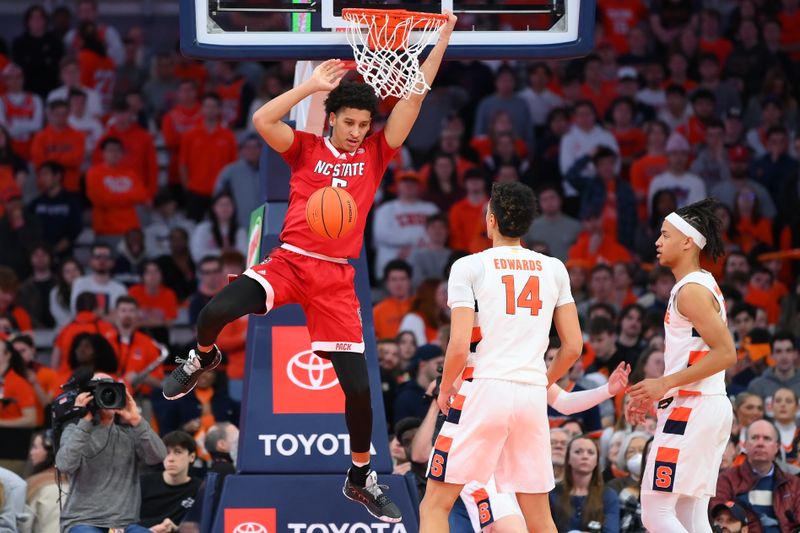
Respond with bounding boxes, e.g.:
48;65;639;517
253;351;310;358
99;387;118;406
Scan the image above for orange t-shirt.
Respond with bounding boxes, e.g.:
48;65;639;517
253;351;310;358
216;77;246;127
78;49;115;112
1;305;33;334
581;80;618;117
470;136;528;161
32;365;59;425
598;0;647;53
30;125;86;192
568;232;633;268
54;312;118;372
218;316;248;381
128;284;178;322
179;123;238;196
611;127;647;161
0;369;37;420
630;153;668;220
174;62;209;91
677;117;706;147
94;125;159;198
779;10;800;60
745;282;789;325
699;37;733;65
85;163;148;236
161;104;202;183
663;78;698;92
449;198;487;252
373;297;413;340
105;330;165;395
735;217;773;254
601;180;619;242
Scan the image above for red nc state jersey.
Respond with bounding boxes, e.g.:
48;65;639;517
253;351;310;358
279;129;398;258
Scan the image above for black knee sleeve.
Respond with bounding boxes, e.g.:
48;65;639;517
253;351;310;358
329;353;373;455
196;275;267;346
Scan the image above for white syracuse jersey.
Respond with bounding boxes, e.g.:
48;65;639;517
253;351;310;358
447;245;573;386
663;269;727;397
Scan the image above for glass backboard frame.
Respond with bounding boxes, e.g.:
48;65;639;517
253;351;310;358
180;0;596;61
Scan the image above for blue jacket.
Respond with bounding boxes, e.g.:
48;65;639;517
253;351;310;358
566;155;638;249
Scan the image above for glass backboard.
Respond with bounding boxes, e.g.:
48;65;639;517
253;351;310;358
181;0;595;60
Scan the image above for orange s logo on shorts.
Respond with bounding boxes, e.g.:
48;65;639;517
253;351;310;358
271;326;345;414
652;446;679;493
224;508;277;533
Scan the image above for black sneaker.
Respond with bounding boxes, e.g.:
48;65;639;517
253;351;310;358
343;470;402;523
162;347;222;400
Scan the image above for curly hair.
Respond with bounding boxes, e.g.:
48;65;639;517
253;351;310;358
324;82;379;116
673;198;725;261
489;182;536;238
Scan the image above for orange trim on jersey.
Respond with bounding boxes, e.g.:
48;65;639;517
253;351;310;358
677;390;702;397
451;394;466;410
668;406;692;422
462;367;474;381
656;446;680;463
472;488;490;502
688;350;709;366
434;435;453;453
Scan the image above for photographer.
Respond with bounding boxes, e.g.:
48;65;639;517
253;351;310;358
55;373;166;533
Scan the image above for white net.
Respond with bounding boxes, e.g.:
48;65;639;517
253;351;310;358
342;9;447;100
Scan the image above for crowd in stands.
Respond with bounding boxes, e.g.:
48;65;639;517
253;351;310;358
0;0;798;531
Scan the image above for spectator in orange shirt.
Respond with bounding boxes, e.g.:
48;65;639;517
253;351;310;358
733;185;774;254
106;296;164;397
86;137;148;239
11;334;58;425
630;120;670;220
213;61;254;130
568;209;632;269
30;99;86;192
581;54;617;117
470;110;528;161
57;331;119;389
52;291;117;371
448;169;488;253
94;98;158;197
608;97;646;165
373;259;413;341
664;52;698;93
161;80;201;186
129;260;178;330
77;21;115;114
180;93;238;221
0;339;37;427
699;9;733;65
0;266;33;335
597;0;647;53
678;89;717;148
745;267;789;325
0;63;43;160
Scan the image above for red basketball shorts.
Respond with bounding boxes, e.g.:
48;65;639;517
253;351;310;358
243;245;365;355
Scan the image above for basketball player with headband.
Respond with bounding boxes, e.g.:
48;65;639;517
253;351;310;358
160;13;458;523
627;198;737;533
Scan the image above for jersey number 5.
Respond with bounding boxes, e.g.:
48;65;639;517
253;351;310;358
501;275;543;316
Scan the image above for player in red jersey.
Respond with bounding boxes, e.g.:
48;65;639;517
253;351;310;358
162;13;457;522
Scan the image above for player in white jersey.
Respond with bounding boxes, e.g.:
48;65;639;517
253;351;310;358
458;358;631;532
627;198;737;533
419;182;583;533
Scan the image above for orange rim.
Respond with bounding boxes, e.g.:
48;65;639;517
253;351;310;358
342;8;448;50
757;249;800;262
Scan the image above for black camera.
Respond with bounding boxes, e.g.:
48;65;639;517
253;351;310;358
52;373;127;425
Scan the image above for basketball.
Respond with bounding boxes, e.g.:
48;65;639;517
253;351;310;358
305;186;358;240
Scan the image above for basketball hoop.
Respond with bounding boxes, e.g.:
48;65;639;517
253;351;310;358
341;8;449;100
